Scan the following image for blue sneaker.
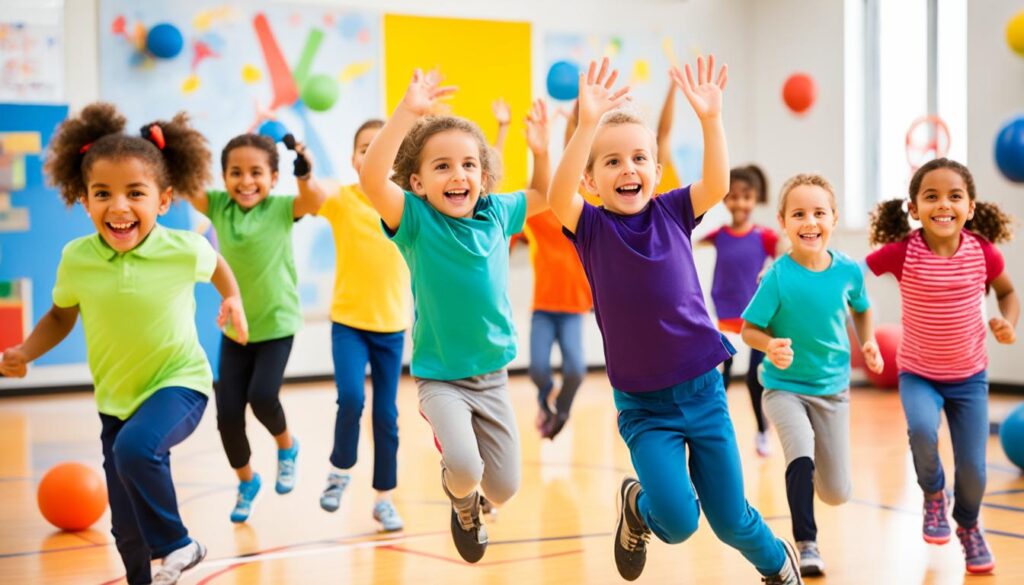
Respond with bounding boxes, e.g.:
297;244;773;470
230;474;261;523
276;437;299;494
319;471;350;512
373;500;405;532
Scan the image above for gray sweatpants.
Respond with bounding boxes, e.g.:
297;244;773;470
762;389;852;505
417;370;521;506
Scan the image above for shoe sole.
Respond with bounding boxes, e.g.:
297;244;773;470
800;563;825;577
614;479;643;582
923;533;951;545
965;562;994;575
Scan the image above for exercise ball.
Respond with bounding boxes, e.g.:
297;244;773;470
782;73;817;115
38;462;107;531
1007;11;1024;56
301;74;339;112
547;61;580;101
865;323;901;389
146;23;184;59
257;120;289;143
994;116;1024;183
999;402;1024;470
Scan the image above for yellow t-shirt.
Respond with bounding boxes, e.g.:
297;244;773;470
317;184;411;333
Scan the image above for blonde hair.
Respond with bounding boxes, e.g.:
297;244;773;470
393;115;501;195
777;173;837;215
585;110;658;172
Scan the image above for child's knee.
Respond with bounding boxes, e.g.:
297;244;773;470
480;473;519;506
442;457;484;499
817;479;852;506
907;425;939;450
649;500;700;544
112;434;151;471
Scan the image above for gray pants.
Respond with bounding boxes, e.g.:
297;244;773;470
762;389;852;505
417;370;521;506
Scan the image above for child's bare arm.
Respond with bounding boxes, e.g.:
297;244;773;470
0;304;80;377
670;55;729;217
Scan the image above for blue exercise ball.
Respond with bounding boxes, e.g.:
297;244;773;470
257;120;288;143
994;116;1024;183
547;60;580;101
1000;403;1024;471
146;23;184;59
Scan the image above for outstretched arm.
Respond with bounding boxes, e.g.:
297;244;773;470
291;141;329;217
0;304;80;377
548;58;631;233
492;98;511;153
990;272;1020;344
211;254;249;345
524;98;551;218
359;69;456;231
669;55;729;217
656;81;676;169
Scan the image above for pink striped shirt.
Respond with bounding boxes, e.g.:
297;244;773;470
866;229;1004;381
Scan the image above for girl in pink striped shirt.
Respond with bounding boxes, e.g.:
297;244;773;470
866;158;1018;575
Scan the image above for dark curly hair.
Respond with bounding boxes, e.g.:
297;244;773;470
393;115;500;195
730;164;769;204
220;133;278;173
868;158;1015;245
44;102;211;206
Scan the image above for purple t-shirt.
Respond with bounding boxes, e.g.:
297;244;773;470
703;225;778;319
565;187;734;392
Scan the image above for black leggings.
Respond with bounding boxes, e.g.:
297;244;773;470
216;334;294;469
722;349;768;433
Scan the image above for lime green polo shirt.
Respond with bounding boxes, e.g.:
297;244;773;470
52;225;217;419
205;190;302;342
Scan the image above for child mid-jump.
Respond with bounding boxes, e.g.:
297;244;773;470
742;173;883;577
0;103;248;585
867;158;1018;575
548;56;803;584
184;132;326;523
359;70;551;562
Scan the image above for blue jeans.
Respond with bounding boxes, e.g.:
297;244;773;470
330;322;405;491
99;386;207;585
614;368;786;576
899;370;989;527
529;310;585;415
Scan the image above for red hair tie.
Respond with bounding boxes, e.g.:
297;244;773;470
144;124;166;150
79;143;92;154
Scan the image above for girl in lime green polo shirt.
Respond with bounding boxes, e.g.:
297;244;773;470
0;103;248;585
183;132;326;523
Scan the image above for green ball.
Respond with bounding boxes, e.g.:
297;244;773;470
301;74;339;112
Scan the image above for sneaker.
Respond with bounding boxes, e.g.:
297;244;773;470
536;407;554;436
373;500;405;532
542;412;570;440
153;540;207;585
614;477;651;581
956;525;995;574
449;493;487;563
319;471;350;512
230;473;262;523
756;431;772;457
762;539;804;584
796;540;825;576
276;436;299;494
922;491;951;544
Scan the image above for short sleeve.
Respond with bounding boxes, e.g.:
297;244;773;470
270;194;297;224
865;239;908;280
977;236;1005;285
487;191;527;238
316;189;340;221
192;233;217;283
845;259;871;313
761;228;780;258
562;198;598;248
700;227;720;246
385;191;423;245
205;190;228;224
741;265;781;328
51;245;78;308
656;185;698;233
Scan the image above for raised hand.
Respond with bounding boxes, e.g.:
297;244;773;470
990;317;1017;344
767;337;794;370
525;98;550;156
0;346;28;378
398;68;457;118
577;57;631;126
492;98;511;127
219;295;249;345
862;339;884;374
669;54;728;121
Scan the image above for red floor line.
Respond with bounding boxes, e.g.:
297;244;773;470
380;544;583;567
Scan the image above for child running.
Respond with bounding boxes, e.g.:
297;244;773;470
548;56;803;584
315;119;411;531
866;158;1018;575
359;70;551;562
741;173;883;576
0;103;248;585
184;132;326;523
703;165;778;456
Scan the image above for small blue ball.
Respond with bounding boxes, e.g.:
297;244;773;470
994;116;1024;183
146;23;184;60
1000;403;1024;471
547;60;580;101
257;120;288;143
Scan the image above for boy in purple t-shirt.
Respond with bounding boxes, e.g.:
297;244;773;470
547;57;803;584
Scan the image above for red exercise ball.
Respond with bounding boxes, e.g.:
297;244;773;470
37;462;108;531
782;73;817;114
866;324;902;389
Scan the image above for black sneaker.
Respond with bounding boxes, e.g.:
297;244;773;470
450;494;488;563
614;478;650;581
762;539;804;585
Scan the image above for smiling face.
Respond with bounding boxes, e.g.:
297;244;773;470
409;129;485;218
584;122;661;215
909;167;975;242
223;145;278;210
82;156;171;252
724;179;757;226
778;184;837;258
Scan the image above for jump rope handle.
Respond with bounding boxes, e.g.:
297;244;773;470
282;134;311;179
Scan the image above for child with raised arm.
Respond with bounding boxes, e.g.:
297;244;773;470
547;57;802;584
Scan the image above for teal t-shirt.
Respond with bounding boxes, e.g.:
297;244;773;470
387;191;527;380
741;250;870;396
206;190;302;342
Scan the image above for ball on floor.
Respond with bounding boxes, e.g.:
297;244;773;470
37;462;107;531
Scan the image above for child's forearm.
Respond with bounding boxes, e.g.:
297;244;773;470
693;116;729;216
741;322;773;353
360;108;418;193
530;149;551;197
850;308;876;346
294;176;328;217
548;121;596;231
18;305;79;362
494;123;509;153
998;288;1020;328
210;254;241;299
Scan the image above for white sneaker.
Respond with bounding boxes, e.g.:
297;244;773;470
153;540;207;585
797;540;825;576
756;431;772;457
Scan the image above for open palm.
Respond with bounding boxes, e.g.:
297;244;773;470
525;98;550;154
577;57;631;126
400;69;457;117
670;54;727;121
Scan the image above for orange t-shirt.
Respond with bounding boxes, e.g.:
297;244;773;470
522;208;593;314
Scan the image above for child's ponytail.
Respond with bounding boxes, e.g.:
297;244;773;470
147;112;212;198
868;198;912;246
967;201;1015;244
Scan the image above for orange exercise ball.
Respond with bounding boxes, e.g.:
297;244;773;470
37;462;108;531
865;324;902;390
782;73;817;114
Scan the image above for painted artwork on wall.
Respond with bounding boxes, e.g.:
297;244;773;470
0;11;64;103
